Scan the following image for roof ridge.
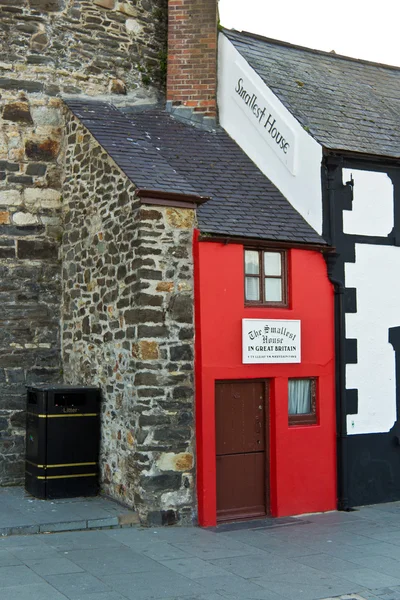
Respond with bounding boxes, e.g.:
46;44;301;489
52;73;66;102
222;28;400;72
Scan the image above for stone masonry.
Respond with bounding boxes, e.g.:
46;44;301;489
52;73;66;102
62;110;196;526
0;0;167;94
0;93;62;485
0;0;167;484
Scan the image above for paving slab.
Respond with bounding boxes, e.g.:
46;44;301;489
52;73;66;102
173;539;263;560
70;594;128;600
159;556;230;579
293;553;362;573
101;569;207;600
25;557;85;576
44;571;111;598
0;582;69;600
0;563;45;587
193;573;285;599
37;529;124;551
338;570;400;590
212;552;296;578
0;486;137;536
0;503;400;599
63;546;163;576
253;579;363;600
0;549;23;567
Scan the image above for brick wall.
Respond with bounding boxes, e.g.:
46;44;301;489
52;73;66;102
167;0;218;117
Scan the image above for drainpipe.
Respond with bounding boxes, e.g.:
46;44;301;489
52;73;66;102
329;268;349;511
324;160;350;512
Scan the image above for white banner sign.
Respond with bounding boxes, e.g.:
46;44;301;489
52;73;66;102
232;62;297;175
242;319;301;364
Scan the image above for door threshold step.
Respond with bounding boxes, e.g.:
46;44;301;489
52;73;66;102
211;515;310;533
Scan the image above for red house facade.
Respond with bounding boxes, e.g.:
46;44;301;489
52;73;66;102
194;238;336;526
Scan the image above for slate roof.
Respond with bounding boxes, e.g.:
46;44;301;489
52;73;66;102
224;29;400;159
64;99;325;245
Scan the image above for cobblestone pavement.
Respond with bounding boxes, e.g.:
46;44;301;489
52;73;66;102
2;502;400;600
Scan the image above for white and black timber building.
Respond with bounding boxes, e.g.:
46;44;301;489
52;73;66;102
219;29;400;508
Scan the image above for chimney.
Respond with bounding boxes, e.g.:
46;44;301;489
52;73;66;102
167;0;218;128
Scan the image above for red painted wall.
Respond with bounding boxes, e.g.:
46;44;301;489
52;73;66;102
194;233;336;527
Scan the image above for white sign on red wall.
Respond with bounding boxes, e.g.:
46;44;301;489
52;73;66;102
242;319;301;364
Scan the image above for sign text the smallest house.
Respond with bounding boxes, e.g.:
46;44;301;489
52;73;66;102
242;319;301;364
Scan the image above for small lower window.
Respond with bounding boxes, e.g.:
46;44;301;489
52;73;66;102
288;378;317;426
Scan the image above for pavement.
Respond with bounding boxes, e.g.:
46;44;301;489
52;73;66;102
2;502;400;600
0;486;137;536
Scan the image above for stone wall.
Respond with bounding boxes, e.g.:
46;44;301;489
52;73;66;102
0;0;167;95
62;110;196;526
0;0;167;484
0;93;62;484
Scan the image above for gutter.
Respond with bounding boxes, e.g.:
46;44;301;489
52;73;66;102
135;189;209;209
198;233;332;254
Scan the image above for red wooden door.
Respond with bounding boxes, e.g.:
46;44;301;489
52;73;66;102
215;381;268;522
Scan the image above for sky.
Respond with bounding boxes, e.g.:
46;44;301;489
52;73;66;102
218;0;400;67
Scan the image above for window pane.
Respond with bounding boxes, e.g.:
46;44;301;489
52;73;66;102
264;252;281;276
245;277;260;301
245;250;259;275
265;277;282;302
289;380;311;415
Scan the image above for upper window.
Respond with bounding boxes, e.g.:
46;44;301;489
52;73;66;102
244;249;287;307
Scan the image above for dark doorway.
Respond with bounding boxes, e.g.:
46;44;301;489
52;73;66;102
215;380;269;522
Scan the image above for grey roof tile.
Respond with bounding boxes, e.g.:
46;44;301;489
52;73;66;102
225;29;400;158
64;98;324;245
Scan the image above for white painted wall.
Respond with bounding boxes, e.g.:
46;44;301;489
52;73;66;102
218;33;323;235
342;169;394;237
345;243;400;435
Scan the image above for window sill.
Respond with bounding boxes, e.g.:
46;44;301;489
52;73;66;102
288;417;318;427
245;302;289;308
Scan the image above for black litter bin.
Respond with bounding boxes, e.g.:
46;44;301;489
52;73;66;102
25;385;101;499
